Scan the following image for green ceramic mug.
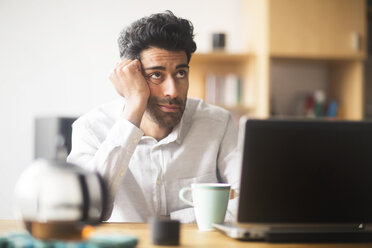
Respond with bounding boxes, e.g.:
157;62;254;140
179;183;231;231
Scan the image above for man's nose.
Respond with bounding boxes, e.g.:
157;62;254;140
162;76;179;98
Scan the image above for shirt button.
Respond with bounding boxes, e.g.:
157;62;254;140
156;180;161;185
133;138;139;144
119;172;124;177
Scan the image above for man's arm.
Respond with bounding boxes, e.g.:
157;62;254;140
169;113;240;224
217;114;241;221
67;117;143;220
67;59;150;220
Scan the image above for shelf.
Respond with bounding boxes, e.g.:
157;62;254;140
191;52;251;63
270;53;366;61
188;52;251;109
188;0;365;120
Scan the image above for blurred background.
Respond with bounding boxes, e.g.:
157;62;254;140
0;0;371;219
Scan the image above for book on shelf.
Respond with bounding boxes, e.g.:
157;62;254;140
205;73;242;107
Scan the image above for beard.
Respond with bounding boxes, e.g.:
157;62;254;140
146;96;187;128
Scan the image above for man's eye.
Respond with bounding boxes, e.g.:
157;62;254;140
149;72;162;79
176;70;187;78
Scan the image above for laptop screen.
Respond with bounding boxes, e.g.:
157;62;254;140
238;119;372;224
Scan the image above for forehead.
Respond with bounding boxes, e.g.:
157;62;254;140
140;47;187;67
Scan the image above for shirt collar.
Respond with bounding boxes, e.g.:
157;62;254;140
159;120;182;145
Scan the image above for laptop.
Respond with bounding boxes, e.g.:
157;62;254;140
214;118;372;242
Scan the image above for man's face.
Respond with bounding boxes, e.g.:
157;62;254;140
140;47;189;128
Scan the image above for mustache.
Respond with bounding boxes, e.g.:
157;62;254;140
150;97;184;106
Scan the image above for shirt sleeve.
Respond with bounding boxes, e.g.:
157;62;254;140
217;114;241;222
67;117;144;220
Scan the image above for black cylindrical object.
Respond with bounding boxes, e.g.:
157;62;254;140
150;218;180;246
212;33;226;50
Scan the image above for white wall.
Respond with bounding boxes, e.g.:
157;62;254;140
0;0;244;219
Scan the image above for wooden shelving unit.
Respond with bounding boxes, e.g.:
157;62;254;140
188;52;252;115
188;0;366;120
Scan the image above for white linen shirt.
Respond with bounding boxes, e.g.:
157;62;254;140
67;97;240;223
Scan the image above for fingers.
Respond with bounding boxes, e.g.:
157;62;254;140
117;59;132;70
124;59;141;71
108;58;148;100
110;59;134;81
113;59;142;77
114;60;130;75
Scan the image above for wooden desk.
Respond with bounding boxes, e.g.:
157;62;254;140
1;220;372;248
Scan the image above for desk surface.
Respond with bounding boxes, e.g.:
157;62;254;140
1;220;372;248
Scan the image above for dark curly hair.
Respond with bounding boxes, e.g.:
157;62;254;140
118;11;197;63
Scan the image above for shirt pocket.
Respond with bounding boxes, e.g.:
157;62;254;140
168;172;218;211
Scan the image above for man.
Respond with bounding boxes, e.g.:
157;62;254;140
67;11;240;222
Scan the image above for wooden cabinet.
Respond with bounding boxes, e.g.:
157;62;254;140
188;0;366;120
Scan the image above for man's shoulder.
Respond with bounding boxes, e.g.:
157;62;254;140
186;98;231;123
73;98;124;128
